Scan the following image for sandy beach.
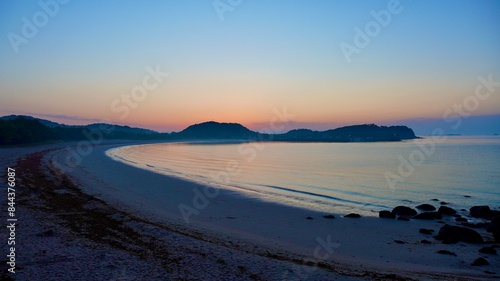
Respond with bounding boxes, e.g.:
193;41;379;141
1;141;499;280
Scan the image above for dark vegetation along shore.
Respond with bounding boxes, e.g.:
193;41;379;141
0;115;417;146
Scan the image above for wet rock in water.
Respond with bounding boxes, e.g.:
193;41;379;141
323;215;335;219
414;212;442;220
397;217;410;221
455;217;468;223
416;204;436;211
464;195;471;198
491;216;500;242
306;216;314;220
437;250;457;256
470;206;491;218
430;199;439;201
435;224;483;244
440;201;449;205
479;246;497;255
344;213;361;218
379;210;395;219
438;206;457;215
421;239;431;244
484;271;496;275
419;228;434;235
392;206;417;217
471;257;489;266
394;240;405;244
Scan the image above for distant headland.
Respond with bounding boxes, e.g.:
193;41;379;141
0;115;417;145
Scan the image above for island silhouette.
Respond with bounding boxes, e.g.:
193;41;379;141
0;115;417;145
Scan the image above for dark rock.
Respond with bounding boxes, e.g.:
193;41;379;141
306;216;314;220
489;210;500;219
430;199;439;201
344;213;361;218
438;206;457;215
435;224;483;244
455;217;468;222
394;240;405;244
397;217;410;221
484;271;495;275
460;209;466;212
470;206;491;218
437;250;456;256
392;206;417;217
323;215;335;219
479;246;497;255
416;204;436;211
471;257;489;266
461;222;486;229
464;195;471;198
414;212;442;220
441;238;458;244
419;228;434;235
421;239;431;244
491;216;500;242
379;210;395;219
440;201;449;205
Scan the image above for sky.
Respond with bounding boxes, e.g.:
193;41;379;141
0;0;499;134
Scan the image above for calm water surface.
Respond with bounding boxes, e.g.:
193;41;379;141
107;137;500;216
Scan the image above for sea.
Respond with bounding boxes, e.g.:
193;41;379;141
106;136;500;216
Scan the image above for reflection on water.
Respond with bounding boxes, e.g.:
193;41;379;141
107;137;500;216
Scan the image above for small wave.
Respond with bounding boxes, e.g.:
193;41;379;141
257;184;389;209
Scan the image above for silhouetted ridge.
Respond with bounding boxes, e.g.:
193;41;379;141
0;117;54;144
0;116;168;145
174;121;258;139
275;124;416;142
0;115;417;145
1;114;61;127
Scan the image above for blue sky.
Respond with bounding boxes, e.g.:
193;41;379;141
0;0;499;134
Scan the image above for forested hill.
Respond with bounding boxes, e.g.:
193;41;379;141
0;115;417;146
0;116;168;145
273;124;416;142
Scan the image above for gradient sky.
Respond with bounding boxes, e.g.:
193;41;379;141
1;0;499;133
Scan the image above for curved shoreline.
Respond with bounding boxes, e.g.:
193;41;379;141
103;139;500;220
2;142;498;280
105;143;392;217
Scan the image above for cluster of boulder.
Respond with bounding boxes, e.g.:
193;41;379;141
379;202;499;269
379;203;500;243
